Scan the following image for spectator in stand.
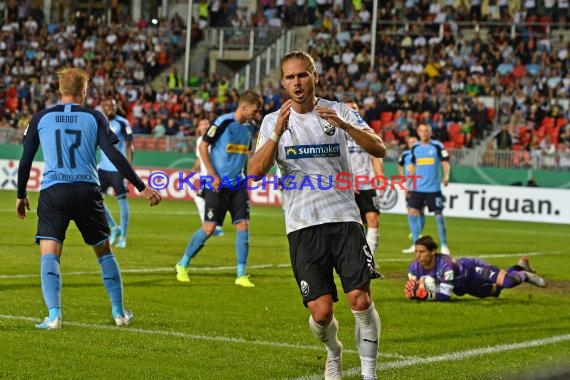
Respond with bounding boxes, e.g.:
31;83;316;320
559;123;570;145
432;118;449;143
152;118;166;137
557;142;570;170
540;134;557;168
494;123;513;150
460;114;474;147
481;141;497;167
471;101;489;141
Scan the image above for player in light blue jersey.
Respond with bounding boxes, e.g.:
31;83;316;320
190;118;224;237
98;99;134;248
16;68;161;330
404;124;451;255
398;135;425;250
175;90;263;287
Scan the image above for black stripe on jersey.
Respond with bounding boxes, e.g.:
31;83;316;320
115;118;133;142
203;119;233;145
398;150;411;166
432;141;449;162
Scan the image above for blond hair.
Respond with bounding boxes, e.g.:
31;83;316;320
57;67;89;98
239;89;263;108
280;51;317;78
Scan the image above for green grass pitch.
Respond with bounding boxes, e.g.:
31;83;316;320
1;190;569;379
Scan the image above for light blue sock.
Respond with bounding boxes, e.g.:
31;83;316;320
104;205;117;228
419;214;426;233
236;230;249;277
407;215;421;243
179;228;210;267
118;197;129;238
436;214;448;247
41;254;61;320
98;253;124;317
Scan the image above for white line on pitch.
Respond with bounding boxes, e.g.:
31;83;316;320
0;263;292;280
0;251;562;280
294;333;570;380
0;314;406;360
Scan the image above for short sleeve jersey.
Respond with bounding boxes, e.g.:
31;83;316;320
203;112;254;187
22;103;118;190
256;98;373;234
410;140;449;192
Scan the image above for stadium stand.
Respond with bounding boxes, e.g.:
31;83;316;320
0;0;569;170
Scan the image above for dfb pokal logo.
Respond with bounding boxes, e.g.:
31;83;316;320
378;188;398;211
1;160;18;189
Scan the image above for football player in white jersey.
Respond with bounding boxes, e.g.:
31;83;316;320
249;51;386;380
344;99;384;256
190;119;224;237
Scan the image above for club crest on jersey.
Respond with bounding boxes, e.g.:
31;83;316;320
321;121;335;136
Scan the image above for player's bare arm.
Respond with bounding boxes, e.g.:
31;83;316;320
442;161;451;186
249;100;292;177
126;140;134;164
315;105;386;158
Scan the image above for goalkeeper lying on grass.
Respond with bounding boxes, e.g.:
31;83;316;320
405;236;547;301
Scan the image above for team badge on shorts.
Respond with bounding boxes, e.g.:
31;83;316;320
300;280;310;296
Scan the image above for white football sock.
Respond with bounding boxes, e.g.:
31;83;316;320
366;228;379;255
352;303;381;379
308;315;342;356
194;196;205;222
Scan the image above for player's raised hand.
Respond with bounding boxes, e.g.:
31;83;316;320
140;187;162;206
315;105;347;130
16;196;31;219
275;99;292;136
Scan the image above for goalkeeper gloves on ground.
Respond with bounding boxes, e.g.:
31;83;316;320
405;279;430;300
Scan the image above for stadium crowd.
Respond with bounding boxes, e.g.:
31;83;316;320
1;0;569;169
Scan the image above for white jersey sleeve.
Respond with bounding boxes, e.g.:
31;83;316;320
195;136;207;175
